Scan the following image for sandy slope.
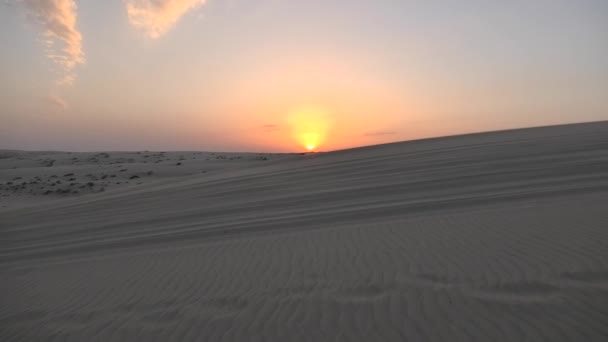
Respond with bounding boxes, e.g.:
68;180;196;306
1;121;608;341
0;151;293;211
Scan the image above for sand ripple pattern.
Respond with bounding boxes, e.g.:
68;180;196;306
2;122;608;341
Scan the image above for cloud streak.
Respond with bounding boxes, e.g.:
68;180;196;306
45;94;68;109
364;131;397;137
125;0;207;39
261;124;280;132
22;0;85;85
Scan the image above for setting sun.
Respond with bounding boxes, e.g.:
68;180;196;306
288;107;332;152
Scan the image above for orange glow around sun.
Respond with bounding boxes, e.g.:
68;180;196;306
288;107;331;152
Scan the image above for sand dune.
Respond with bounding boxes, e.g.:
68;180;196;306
1;121;608;341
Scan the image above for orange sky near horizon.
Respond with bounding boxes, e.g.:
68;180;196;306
202;53;413;152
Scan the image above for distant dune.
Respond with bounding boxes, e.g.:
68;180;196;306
2;121;608;341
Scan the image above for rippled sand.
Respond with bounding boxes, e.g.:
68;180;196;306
2;121;608;341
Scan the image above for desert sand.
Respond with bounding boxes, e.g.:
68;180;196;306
1;121;608;341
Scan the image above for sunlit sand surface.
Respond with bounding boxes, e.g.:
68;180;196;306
1;121;608;341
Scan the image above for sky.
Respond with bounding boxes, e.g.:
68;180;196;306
1;0;607;152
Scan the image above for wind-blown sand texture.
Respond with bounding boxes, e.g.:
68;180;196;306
1;121;608;341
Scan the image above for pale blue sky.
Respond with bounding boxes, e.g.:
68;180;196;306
1;0;607;152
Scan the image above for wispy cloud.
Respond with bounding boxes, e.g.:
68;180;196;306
364;131;397;137
125;0;207;39
261;124;280;132
45;94;68;109
21;0;85;85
